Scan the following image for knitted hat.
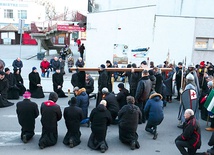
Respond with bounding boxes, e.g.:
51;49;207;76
32;67;37;71
23;91;31;98
4;67;10;72
207;81;213;87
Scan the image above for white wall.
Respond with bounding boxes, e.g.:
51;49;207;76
151;16;195;66
86;6;156;67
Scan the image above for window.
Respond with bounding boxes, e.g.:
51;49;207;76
4;9;13;18
18;10;27;19
195;38;208;49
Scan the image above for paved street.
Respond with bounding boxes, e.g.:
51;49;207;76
0;45;212;155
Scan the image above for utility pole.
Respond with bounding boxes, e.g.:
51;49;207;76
18;19;25;58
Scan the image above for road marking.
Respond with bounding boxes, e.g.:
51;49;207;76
0;131;41;146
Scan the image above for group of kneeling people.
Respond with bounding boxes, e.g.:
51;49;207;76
16;87;165;153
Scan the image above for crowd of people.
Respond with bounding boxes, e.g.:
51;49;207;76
1;56;214;154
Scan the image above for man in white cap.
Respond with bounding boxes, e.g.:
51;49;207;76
16;91;39;143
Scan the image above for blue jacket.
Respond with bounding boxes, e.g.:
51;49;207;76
76;88;89;119
144;95;164;122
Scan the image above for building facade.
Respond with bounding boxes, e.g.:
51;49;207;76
86;0;214;67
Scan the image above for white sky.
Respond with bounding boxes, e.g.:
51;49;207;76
52;0;88;15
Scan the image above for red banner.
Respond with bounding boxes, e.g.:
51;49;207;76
57;25;86;32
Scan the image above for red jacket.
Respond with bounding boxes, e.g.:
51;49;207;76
40;61;50;73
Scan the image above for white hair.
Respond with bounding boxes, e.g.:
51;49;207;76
100;100;107;107
185;109;194;116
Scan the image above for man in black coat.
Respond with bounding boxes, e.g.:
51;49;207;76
88;100;112;153
129;63;140;97
79;43;85;59
135;70;152;123
16;91;39;143
29;67;44;98
102;87;119;124
0;71;14;108
175;62;183;100
118;96;142;150
96;64;108;106
52;57;60;72
116;83;129;109
175;109;201;155
52;68;67;98
63;97;84;147
38;92;62;149
4;67;19;99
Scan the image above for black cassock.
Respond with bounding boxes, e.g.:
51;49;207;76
5;73;19;99
39;101;62;148
88;104;112;151
16;99;39;141
0;77;14;108
29;71;44;98
63;104;84;146
14;72;26;96
52;72;67;97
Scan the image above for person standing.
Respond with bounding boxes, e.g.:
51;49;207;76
175;62;183;100
79;43;85;59
59;57;65;75
144;92;164;140
12;57;23;73
4;67;19;99
28;67;44;98
40;58;50;78
38;92;62;149
16;91;39;143
118;96;142;150
175;109;201;155
52;68;67;98
130;63;140;97
116;83;129;110
106;60;113;92
88;100;112;153
0;71;14;108
96;64;108;106
135;70;152;123
63;97;84;148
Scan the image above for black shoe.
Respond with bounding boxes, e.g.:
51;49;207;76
135;141;140;149
153;132;158;140
69;139;74;148
39;144;45;149
130;141;136;150
22;135;27;143
100;144;106;153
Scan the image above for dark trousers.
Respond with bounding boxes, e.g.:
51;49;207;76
136;101;146;123
175;140;197;155
145;120;162;134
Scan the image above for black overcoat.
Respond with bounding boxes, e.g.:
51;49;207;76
63;104;84;146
